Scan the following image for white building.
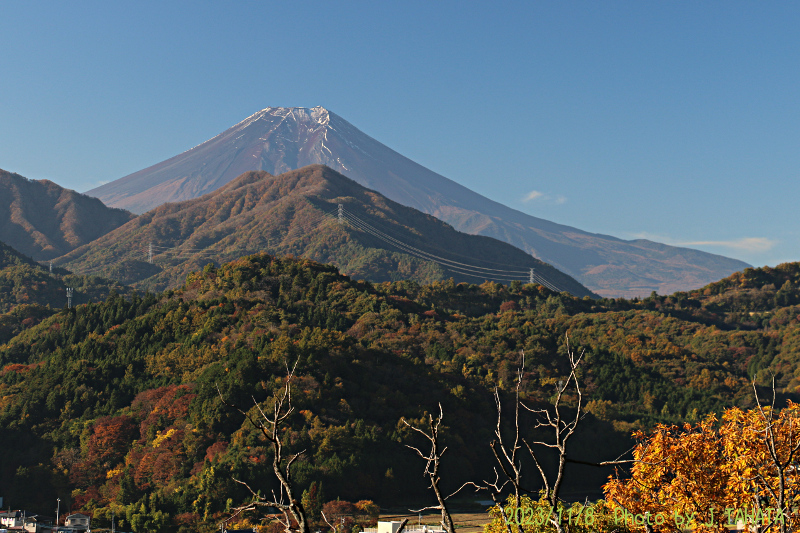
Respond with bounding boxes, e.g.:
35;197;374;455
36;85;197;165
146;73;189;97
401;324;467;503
0;511;23;529
363;521;445;533
23;515;54;533
63;515;89;532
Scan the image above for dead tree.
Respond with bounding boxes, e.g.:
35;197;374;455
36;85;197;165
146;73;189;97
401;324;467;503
481;361;531;533
402;403;469;533
218;362;310;533
748;376;800;533
483;336;627;533
522;337;584;518
402;337;632;533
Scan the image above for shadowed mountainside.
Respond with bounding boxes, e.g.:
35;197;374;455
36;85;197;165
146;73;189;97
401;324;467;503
0;169;134;260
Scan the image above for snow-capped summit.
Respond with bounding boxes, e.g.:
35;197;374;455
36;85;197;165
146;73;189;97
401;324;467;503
89;106;389;214
87;106;749;297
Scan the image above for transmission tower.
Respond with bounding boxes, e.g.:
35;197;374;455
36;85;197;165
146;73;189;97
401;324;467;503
66;287;73;309
49;261;53;274
529;267;535;285
338;204;343;224
148;242;153;264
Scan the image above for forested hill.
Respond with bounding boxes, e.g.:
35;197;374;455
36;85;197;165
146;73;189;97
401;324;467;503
0;169;134;260
0;239;130;345
2;252;800;532
688;261;800;313
0;239;128;304
56;165;594;298
0;252;626;530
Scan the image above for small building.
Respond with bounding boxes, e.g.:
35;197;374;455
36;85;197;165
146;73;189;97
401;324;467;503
363;522;445;533
0;512;23;529
63;515;89;532
24;515;54;533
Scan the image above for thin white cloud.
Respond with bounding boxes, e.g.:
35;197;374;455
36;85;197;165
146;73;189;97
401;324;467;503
630;233;777;254
523;190;544;202
522;190;566;204
681;237;777;253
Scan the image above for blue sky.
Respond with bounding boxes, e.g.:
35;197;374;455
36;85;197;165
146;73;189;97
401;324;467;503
1;1;798;268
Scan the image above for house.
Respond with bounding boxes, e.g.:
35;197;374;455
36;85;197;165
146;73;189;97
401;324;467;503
63;515;89;532
363;522;445;533
23;515;54;533
0;512;23;529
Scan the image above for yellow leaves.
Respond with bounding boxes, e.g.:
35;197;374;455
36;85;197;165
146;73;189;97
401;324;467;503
607;404;800;533
606;414;733;532
625;335;643;348
355;500;380;517
152;427;177;448
586;399;615;421
689;368;715;389
642;391;655;412
106;466;124;479
145;342;222;381
338;398;353;413
723;375;741;390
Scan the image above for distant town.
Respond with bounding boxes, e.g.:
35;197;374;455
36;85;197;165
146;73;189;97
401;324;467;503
1;509;90;533
0;509;450;533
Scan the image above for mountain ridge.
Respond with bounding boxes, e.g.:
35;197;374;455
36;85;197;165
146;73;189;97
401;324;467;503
68;165;596;297
0;169;135;260
87;106;750;297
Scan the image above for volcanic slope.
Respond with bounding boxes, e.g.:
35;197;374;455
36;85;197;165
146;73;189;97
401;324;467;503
64;165;594;296
0;169;134;260
87;106;749;298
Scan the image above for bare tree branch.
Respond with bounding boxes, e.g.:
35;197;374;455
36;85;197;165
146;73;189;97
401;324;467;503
482;336;603;533
217;360;310;533
401;403;462;533
747;374;800;533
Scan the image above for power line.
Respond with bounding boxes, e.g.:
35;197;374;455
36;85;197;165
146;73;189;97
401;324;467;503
37;204;565;293
343;214;528;282
343;211;530;275
344;211;551;271
339;207;565;291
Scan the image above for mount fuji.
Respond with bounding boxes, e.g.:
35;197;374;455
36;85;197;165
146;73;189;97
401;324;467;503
87;106;749;297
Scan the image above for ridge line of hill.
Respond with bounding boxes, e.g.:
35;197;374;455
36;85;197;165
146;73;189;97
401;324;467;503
0;168;135;260
60;165;597;298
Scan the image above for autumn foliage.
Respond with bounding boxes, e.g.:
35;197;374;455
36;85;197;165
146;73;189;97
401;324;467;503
1;250;800;532
605;400;800;533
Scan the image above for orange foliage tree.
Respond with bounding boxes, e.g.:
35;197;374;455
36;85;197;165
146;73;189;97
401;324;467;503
605;382;800;533
604;415;734;533
720;394;800;533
